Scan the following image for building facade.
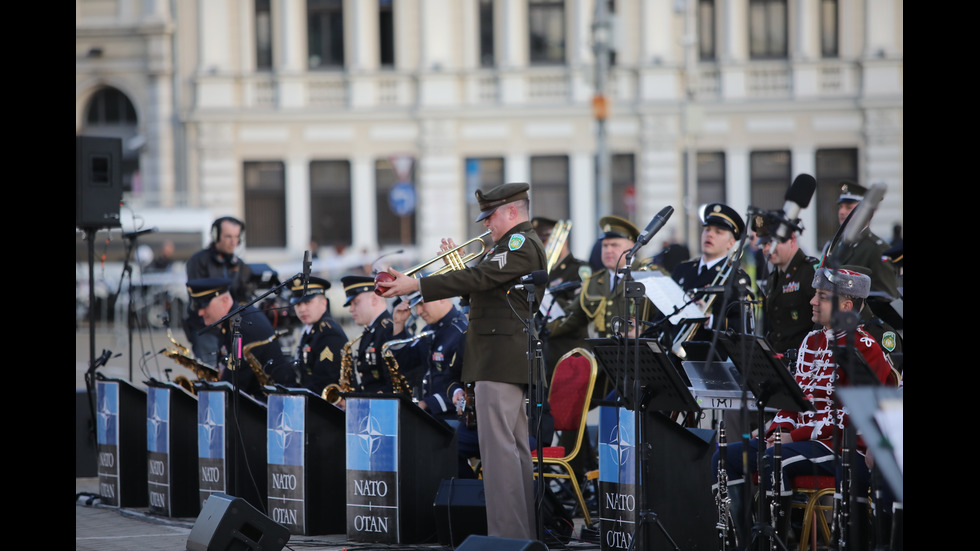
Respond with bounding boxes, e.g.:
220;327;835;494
76;0;903;269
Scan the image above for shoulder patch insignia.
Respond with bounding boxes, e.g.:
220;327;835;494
508;234;526;250
881;331;896;352
579;266;592;280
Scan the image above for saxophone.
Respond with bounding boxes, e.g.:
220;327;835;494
241;329;289;392
163;328;219;393
323;334;362;406
715;421;737;551
380;330;434;398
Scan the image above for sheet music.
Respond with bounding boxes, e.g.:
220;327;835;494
633;271;707;325
539;291;567;321
874;397;903;475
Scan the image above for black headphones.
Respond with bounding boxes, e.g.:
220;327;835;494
210;216;245;244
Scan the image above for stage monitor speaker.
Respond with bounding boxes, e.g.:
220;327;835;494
456;535;548;551
186;492;290;551
432;478;488;546
76;135;122;229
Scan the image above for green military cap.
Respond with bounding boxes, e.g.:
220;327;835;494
837;181;867;205
475;182;530;222
598;215;639;241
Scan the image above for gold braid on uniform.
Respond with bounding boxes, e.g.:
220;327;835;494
579;272;609;333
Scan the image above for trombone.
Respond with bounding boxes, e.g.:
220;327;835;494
375;230;491;292
544;220;572;273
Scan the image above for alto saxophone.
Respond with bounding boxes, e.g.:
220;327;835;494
163;328;219;394
242;329;289;392
380;330;434;398
323;334;362;406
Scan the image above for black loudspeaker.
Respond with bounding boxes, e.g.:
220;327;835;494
75;136;122;228
186;493;290;551
456;535;548;551
432;478;488;546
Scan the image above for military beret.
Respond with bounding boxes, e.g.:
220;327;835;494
837;181;867;205
187;277;231;309
700;202;746;240
475;182;530;222
812;267;871;299
598;215;639;241
341;275;376;306
289;276;331;305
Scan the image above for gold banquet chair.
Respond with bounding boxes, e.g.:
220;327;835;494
531;347;598;526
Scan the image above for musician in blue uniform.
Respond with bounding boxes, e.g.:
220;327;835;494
390;295;468;419
670;202;753;346
187;277;292;401
341;275;394;393
289;275;348;395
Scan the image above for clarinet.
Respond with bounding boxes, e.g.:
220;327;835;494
715;421;737;551
770;431;784;550
839;435;851;550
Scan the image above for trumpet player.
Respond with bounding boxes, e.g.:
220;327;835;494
187;277;293;401
289;276;348;395
341;274;394;393
377;182;545;541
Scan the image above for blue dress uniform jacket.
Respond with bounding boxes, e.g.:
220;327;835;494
217;304;292;401
764;249;817;356
391;306;468;418
419;221;547;386
355;310;395;393
296;313;348;395
671;256;752;339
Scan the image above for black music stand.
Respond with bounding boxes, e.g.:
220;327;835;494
722;334;813;551
589;337;702;551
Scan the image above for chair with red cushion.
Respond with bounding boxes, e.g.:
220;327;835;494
530;347;598;525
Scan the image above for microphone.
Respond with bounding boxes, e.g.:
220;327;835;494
629;206;674;256
302;250;312;296
548;280;582;294
841;183;886;246
689;285;727;295
123;227;158;240
511;270;549;291
773;174;817;242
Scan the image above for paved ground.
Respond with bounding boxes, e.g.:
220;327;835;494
75;323;600;550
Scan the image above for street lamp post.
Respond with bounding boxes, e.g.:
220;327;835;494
592;0;612;222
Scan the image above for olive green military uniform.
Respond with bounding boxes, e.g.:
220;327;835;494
764;248;817;356
826;226;900;300
418;183;546;540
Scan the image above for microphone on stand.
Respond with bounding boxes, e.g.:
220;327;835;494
772;174;817;242
302;250;312;296
510;270;549;291
629;206;674;258
123;227;158;240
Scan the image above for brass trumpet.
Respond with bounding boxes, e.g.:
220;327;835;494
374;230;491;294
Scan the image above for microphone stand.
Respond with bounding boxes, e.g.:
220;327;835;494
621;249;681;551
114;229;145;382
521;281;547;542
